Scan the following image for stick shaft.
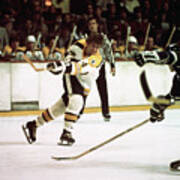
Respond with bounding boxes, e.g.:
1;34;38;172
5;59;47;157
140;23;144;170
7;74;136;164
75;119;149;159
165;26;176;49
23;55;45;72
34;33;42;50
67;25;77;50
50;35;59;54
52;118;149;160
125;26;131;55
143;23;151;47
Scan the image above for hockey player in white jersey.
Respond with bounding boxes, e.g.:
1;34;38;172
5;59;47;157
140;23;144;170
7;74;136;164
22;33;103;145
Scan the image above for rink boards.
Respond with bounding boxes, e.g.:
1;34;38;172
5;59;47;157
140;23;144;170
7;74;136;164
0;61;177;112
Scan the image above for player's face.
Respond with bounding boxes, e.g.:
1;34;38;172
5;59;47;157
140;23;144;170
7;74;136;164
86;42;100;56
88;19;98;33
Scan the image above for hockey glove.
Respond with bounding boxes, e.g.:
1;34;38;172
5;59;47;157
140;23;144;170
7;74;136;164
46;61;66;75
149;95;173;123
134;52;145;67
134;51;164;67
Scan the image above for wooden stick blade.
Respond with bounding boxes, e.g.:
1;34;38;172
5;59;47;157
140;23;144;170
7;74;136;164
51;156;77;161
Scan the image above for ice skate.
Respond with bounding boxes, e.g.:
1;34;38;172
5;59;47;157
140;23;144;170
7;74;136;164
150;113;164;123
22;120;37;144
170;160;180;171
150;107;164;123
103;114;111;122
57;129;75;146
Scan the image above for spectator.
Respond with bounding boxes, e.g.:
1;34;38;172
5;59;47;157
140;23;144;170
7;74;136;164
53;13;63;35
144;36;162;51
40;17;49;39
0;18;9;50
62;13;74;30
116;8;129;40
124;35;138;59
25;35;44;61
125;0;140;14
58;27;71;48
3;36;25;60
83;3;95;20
70;0;92;15
94;5;108;34
96;0;114;12
130;7;149;44
3;13;16;40
52;0;70;13
43;6;57;34
42;36;63;60
105;3;119;34
21;19;36;41
114;0;127;11
141;0;154;20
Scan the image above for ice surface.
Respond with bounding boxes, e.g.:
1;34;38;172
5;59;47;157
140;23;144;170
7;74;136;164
0;109;180;180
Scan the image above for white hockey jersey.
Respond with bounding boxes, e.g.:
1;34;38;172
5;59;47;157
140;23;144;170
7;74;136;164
61;39;103;96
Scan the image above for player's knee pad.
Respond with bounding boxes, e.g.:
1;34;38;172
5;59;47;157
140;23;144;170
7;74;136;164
64;95;84;124
66;94;84;115
49;98;66;119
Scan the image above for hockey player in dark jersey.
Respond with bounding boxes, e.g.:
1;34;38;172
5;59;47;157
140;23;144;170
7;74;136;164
22;33;104;146
134;39;180;171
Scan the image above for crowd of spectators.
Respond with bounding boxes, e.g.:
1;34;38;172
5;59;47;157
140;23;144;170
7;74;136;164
0;0;180;61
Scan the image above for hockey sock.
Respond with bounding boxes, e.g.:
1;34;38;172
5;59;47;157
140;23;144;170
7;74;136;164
64;120;74;132
35;108;54;127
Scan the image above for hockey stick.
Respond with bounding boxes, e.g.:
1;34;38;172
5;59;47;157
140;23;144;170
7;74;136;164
165;26;176;49
34;33;42;50
67;25;77;50
140;71;180;105
23;55;46;72
125;26;131;55
143;23;151;48
164;26;176;71
52;118;149;161
50;35;59;54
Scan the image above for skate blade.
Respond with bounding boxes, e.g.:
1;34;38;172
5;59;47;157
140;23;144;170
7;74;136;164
57;141;73;146
22;125;33;144
104;118;110;122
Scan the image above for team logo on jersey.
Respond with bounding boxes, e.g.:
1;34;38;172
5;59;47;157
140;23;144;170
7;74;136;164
88;55;102;68
91;59;95;64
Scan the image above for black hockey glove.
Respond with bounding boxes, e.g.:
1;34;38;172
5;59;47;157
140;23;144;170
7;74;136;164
47;62;56;70
46;61;65;75
134;52;145;67
149;95;173;123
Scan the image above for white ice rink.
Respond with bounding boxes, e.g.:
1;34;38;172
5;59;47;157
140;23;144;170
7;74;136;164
0;109;180;180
